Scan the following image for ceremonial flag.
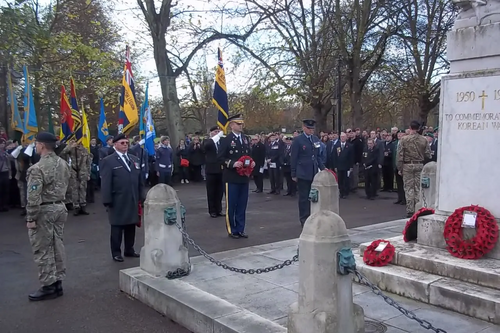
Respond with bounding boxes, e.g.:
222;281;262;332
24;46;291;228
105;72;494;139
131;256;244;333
22;66;38;143
97;98;109;145
118;45;138;134
212;48;229;132
81;108;90;151
140;83;156;156
59;85;74;141
70;77;83;142
7;67;23;134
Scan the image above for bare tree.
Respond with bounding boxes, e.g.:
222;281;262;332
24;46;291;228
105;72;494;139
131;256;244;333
136;0;266;145
389;0;455;125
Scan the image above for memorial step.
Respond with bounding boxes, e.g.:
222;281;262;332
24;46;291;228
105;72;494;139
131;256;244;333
352;252;500;324
358;235;500;290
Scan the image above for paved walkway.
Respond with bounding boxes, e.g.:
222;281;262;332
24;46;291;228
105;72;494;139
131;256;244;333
181;219;500;333
0;181;405;332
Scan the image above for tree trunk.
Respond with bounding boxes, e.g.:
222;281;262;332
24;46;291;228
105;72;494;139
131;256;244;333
350;89;363;128
152;35;184;146
313;104;329;133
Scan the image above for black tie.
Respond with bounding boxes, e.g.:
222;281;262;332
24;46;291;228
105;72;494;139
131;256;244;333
124;154;132;168
216;141;220;152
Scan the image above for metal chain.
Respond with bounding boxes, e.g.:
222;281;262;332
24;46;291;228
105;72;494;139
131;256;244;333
350;268;447;333
172;222;299;274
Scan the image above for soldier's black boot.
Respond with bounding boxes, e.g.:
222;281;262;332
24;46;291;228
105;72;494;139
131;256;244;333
66;203;73;211
73;207;81;216
20;208;26;216
28;285;58;301
52;280;63;296
79;206;89;215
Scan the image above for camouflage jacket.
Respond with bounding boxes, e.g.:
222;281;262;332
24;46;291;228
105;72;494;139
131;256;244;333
26;152;70;221
60;144;92;176
396;133;432;171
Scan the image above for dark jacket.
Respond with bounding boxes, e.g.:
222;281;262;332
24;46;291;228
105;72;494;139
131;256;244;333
217;132;252;184
290;133;324;181
203;138;222;174
333;141;354;171
155;146;173;174
188;142;205;166
100;151;145;226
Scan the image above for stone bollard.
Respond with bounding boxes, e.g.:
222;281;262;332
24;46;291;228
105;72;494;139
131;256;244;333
310;170;339;215
288;210;365;333
415;161;437;211
139;184;190;277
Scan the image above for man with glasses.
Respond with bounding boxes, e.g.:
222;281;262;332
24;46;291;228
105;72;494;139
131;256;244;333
100;133;145;262
25;132;70;301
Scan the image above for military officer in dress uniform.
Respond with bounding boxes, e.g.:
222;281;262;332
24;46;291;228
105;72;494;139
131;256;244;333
290;119;325;227
217;114;255;239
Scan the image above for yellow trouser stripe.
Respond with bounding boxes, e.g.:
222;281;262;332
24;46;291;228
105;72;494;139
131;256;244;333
225;182;231;234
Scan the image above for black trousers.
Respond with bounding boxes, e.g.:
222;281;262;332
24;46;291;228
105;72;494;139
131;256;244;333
0;172;9;210
365;168;378;198
206;173;223;215
297;178;312;227
110;224;136;257
382;165;394;190
395;168;406;202
86;180;95;203
190;165;202;182
253;171;263;191
159;171;172;186
337;170;349;197
283;170;296;195
269;167;281;192
9;177;20;207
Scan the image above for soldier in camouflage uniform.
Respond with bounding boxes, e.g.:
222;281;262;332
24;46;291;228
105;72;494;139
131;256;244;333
60;140;92;216
396;121;432;217
26;132;70;301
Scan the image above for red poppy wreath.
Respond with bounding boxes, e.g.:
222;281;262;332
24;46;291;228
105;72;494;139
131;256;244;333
236;156;255;177
443;205;498;260
402;207;435;242
363;239;395;267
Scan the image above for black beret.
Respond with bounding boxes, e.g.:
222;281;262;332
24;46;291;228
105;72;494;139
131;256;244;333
36;132;57;143
302;119;316;128
209;126;219;132
113;133;127;143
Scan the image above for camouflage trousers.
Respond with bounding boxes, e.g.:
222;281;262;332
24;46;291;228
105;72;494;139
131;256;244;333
70;173;88;208
402;163;424;214
17;180;27;208
28;203;67;286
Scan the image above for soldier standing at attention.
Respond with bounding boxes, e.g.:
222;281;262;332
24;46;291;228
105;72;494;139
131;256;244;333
217;114;255;239
26;132;70;301
290;119;325;227
396;121;432;217
60;140;92;216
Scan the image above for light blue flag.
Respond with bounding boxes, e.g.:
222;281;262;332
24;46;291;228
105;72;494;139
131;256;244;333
23;66;38;143
141;83;156;156
97;98;109;145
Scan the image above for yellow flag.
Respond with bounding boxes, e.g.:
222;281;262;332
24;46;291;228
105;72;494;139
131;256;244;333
82;109;90;151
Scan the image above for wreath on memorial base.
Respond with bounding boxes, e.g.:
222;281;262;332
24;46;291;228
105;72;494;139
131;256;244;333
236;156;255;177
363;239;395;267
443;205;498;260
326;168;338;182
402;207;435;242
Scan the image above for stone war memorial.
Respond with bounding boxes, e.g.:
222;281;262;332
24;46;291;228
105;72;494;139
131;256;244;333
357;0;500;325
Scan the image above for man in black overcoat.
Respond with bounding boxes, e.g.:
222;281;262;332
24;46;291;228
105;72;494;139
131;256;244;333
203;126;225;218
100;134;145;262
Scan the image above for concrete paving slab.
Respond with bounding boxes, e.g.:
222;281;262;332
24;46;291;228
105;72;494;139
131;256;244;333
239;286;297;321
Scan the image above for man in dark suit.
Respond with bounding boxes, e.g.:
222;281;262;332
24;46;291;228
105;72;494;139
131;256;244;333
203;126;225;218
333;132;354;198
326;131;339;170
363;138;379;200
430;127;438;162
100;133;145;262
381;135;395;191
251;135;266;193
266;133;285;194
217;114;255;239
282;136;296;196
291;119;325;227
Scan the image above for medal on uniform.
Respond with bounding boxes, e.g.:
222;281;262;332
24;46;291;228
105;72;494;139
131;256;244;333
313;142;320;149
134;162;140;169
231;141;236;148
243;137;247;145
363;152;367;158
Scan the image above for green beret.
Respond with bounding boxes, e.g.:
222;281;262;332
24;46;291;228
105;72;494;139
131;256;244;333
424;132;434;138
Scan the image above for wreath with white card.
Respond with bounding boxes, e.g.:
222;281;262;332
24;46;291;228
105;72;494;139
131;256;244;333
363;239;395;267
443;205;498;260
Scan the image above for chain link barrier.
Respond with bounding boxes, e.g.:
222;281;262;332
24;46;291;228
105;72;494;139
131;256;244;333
167;222;298;279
